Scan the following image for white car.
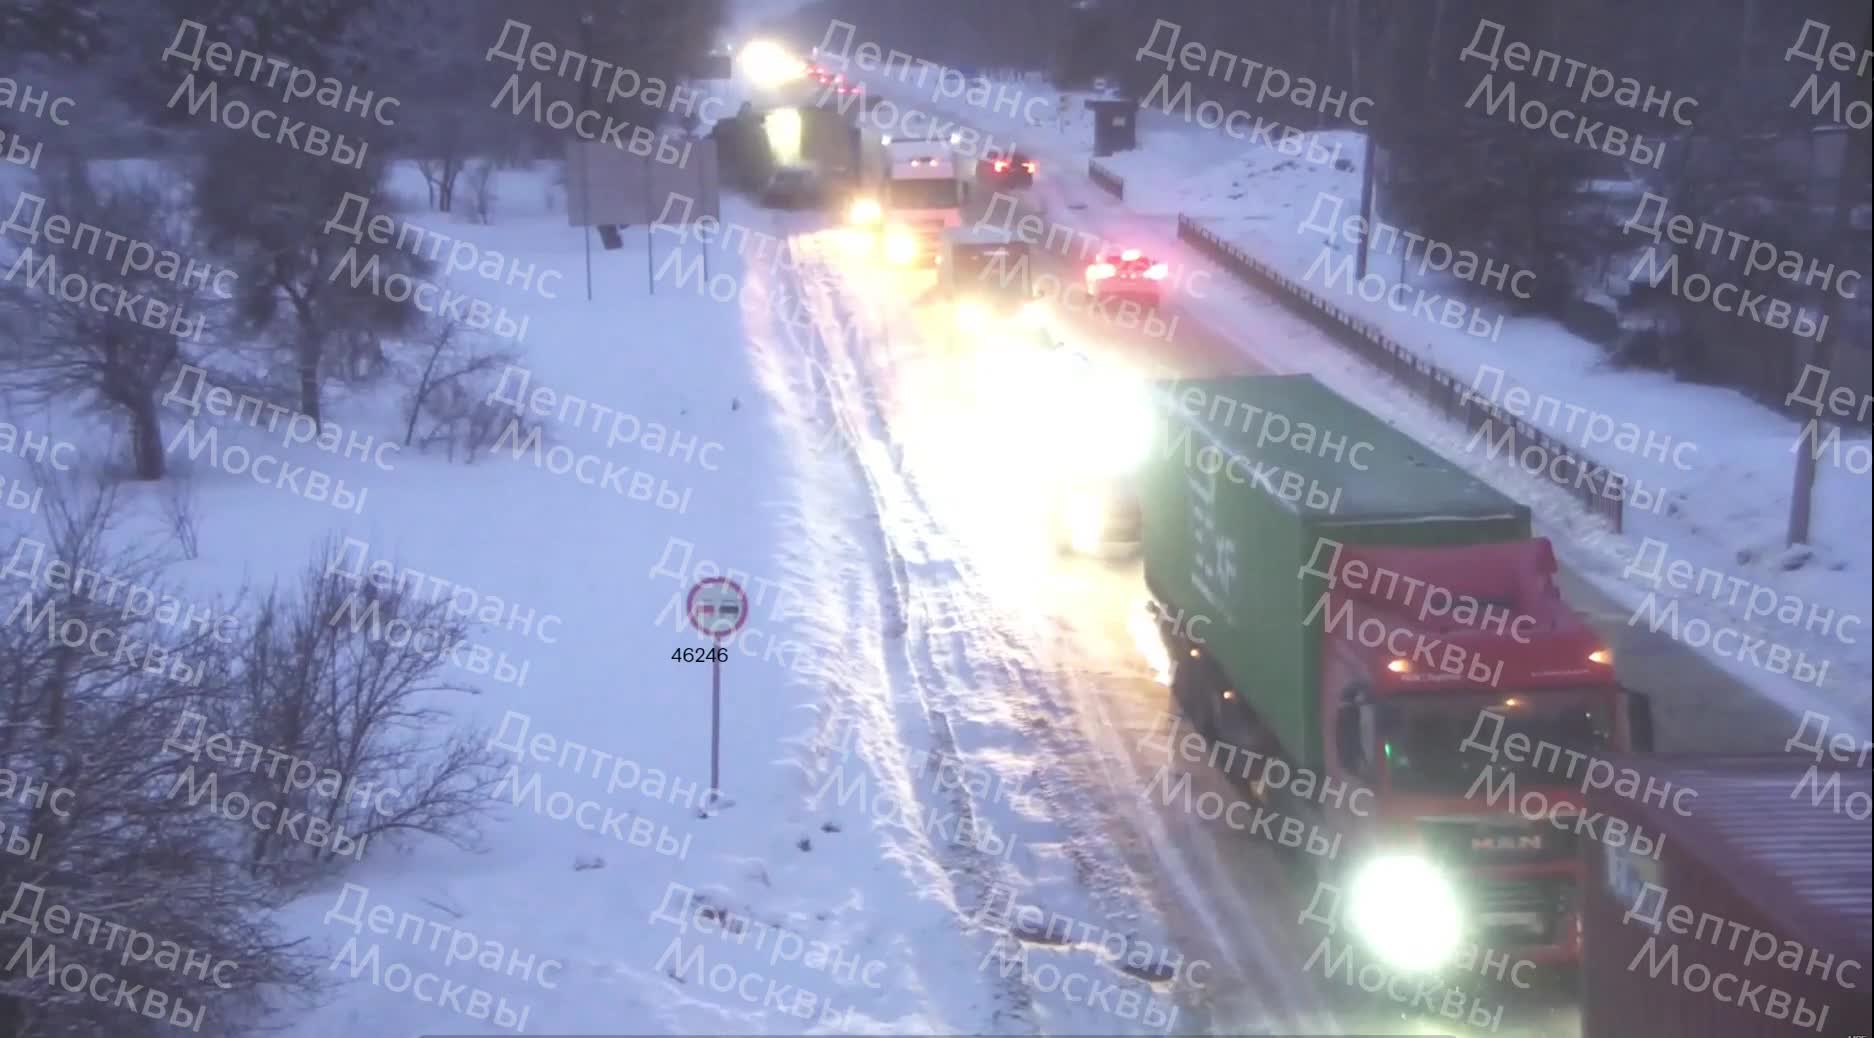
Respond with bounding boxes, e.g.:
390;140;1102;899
1034;347;1149;556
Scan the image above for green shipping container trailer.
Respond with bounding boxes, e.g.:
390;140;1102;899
1140;374;1533;771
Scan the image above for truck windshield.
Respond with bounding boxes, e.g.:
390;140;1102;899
888;178;958;210
1378;694;1615;795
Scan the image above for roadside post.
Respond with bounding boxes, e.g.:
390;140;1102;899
685;576;748;816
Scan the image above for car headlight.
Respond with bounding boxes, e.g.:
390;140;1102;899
1047;377;1152;476
848;197;882;225
1064;412;1148;475
1346;854;1464;975
839;227;876;258
883;228;918;265
1062;491;1110;555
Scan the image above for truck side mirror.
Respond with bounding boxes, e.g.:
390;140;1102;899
1625;691;1655;753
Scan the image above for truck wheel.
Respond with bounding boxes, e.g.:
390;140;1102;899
1170;656;1218;738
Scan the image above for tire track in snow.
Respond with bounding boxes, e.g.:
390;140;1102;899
775;191;1348;1029
777;246;1040;1034
786;234;1240;1034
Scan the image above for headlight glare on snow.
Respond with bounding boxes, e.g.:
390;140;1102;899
954;300;988;331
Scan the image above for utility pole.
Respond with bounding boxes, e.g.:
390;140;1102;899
1787;17;1872;546
579;11;596;301
1353;1;1382;280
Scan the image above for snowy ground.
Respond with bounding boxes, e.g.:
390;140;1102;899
3;63;1865;1038
228;169;993;1037
839;68;1872;740
1;156;1264;1034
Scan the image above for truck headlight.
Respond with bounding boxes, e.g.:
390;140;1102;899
1347;854;1463;975
1063;491;1109;555
848;197;882;225
1102;386;1155;471
954;300;988;331
1018;299;1049;326
883;228;918;266
1057;380;1152;475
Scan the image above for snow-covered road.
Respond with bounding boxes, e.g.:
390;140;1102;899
833;69;1868;744
701;128;1847;1030
1015;164;1838;758
763;199;1612;1033
765;216;1358;1029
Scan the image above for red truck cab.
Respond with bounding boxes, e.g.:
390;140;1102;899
1308;539;1651;973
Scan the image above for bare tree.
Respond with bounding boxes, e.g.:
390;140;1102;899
466;160;499;225
0;476;318;1037
0;477;506;1034
188;124;426;426
192;539;502;879
0;167;219;480
398;318;522;460
365;0;514;213
158;470;200;560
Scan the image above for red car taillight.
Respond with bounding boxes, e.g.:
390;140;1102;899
1022;161;1037;173
993;160;1010;172
1087;263;1116;280
1144;263;1168;280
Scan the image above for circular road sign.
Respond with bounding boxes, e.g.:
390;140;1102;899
686;577;749;639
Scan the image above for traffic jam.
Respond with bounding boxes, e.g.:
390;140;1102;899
718;37;1872;1038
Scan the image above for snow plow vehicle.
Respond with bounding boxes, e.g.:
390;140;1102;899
1141;373;1654;977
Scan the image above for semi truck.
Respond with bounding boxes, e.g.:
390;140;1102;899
1141;373;1654;977
846;133;963;267
1580;754;1871;1037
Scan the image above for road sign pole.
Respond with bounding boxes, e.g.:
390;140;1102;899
644;168;656;295
709;634;722;810
686;576;746;818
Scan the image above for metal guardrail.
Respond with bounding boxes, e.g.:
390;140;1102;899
1173;215;1628;532
1071;157;1629;530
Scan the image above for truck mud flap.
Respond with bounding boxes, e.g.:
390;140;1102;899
1169;656;1216;736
